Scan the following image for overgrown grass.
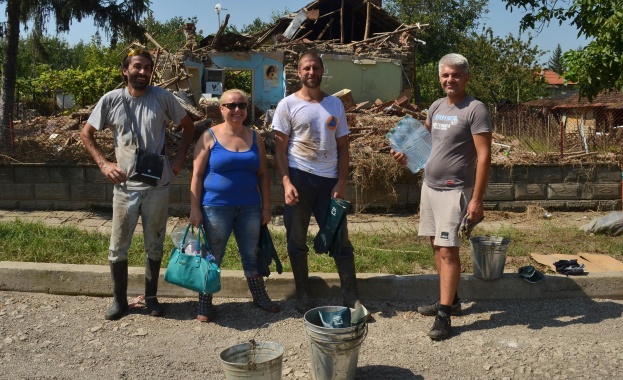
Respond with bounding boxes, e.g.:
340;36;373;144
1;219;621;275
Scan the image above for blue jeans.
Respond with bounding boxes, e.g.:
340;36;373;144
109;185;170;262
202;204;261;277
284;168;354;259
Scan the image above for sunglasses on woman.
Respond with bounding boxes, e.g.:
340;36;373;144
221;102;248;110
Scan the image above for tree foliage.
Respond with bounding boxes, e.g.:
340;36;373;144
458;29;550;104
0;0;150;149
227;8;291;35
502;0;623;99
548;44;565;74
141;12;202;51
384;0;488;65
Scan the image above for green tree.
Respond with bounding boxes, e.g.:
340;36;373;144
141;12;202;51
228;9;290;35
384;0;488;65
502;0;623;99
0;0;150;150
416;28;549;105
548;44;565;74
458;29;549;104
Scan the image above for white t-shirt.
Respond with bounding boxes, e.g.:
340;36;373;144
87;87;187;189
272;94;349;178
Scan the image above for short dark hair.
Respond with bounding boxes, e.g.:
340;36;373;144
298;51;324;69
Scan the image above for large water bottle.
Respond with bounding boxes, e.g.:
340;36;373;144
386;115;432;174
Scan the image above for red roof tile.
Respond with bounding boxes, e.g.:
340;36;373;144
540;69;577;86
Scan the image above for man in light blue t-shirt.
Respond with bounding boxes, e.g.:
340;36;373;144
273;51;360;314
392;53;492;340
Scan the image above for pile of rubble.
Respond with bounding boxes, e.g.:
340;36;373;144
4;90;605;167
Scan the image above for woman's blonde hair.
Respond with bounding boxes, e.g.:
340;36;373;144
219;89;248;105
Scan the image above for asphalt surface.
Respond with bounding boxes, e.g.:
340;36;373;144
1;210;623;379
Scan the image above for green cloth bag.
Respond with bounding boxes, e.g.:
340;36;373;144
313;197;351;256
257;224;283;277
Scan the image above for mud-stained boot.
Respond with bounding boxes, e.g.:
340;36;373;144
247;276;280;313
289;253;313;313
197;293;214;322
144;258;163;317
335;256;360;309
104;261;129;320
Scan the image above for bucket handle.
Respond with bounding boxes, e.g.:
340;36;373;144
248;323;271;364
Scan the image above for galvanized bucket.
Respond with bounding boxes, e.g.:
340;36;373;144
303;306;368;380
470;236;511;280
219;340;284;380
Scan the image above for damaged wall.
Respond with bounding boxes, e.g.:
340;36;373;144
206;51;286;112
256;44;414;104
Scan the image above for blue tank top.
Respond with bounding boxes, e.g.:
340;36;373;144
202;129;261;206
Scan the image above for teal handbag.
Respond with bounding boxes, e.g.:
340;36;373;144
164;224;221;294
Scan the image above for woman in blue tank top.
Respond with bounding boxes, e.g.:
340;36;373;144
190;89;279;321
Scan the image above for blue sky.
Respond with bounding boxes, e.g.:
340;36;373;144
4;0;589;60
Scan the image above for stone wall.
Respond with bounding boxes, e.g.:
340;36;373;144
0;163;620;216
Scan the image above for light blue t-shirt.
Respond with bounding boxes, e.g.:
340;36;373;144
272;94;349;178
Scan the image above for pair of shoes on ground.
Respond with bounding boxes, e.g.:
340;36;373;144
417;300;460;340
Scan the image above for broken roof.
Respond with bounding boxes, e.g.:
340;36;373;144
254;0;423;47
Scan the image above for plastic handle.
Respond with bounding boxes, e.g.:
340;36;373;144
196;224;211;251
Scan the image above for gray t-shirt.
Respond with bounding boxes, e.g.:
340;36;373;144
424;95;492;189
87;87;187;190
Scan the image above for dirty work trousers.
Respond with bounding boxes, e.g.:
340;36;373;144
108;185;170;262
284;168;354;260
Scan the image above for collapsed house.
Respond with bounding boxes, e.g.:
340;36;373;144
143;0;425;124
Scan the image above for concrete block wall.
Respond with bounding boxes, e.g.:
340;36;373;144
485;164;621;212
0;163;620;216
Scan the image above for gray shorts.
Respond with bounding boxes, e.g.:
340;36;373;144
418;182;473;247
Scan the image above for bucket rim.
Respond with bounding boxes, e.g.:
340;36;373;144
219;340;284;365
469;235;511;245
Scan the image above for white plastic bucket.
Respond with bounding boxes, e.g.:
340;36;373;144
470;236;511;280
303;306;368;380
219;341;284;380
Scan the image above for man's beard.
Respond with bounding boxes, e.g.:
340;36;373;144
128;74;150;91
303;76;322;89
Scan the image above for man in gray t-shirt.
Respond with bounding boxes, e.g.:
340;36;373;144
392;53;492;340
80;49;194;321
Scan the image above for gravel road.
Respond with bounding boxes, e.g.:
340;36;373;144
1;290;622;379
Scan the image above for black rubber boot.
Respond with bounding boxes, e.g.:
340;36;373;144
335;256;360;308
197;293;213;322
144;258;163;317
289;253;313;313
104;261;129;320
247;276;280;313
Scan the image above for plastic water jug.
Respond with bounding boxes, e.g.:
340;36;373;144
386;115;432;174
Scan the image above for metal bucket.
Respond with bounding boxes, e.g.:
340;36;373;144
470;236;511;280
219;341;284;380
303;306;368;380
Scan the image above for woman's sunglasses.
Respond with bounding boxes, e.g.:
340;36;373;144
221;102;248;110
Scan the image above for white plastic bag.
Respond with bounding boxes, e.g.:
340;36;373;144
170;225;208;256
